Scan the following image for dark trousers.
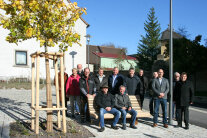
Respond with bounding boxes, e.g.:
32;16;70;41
176;105;189;126
140;94;144;109
149;97;154;115
80;96;90;121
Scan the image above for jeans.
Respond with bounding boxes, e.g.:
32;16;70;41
75;101;80;113
119;108;137;126
69;96;80;115
99;108;121;128
153;98;167;124
80;96;90;121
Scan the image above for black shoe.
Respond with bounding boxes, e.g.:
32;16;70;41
122;124;126;130
99;127;105;132
111;125;119;130
81;120;86;124
184;126;189;130
130;125;137;129
175;123;182;128
75;112;80;115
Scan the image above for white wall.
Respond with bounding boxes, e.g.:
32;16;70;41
0;18;87;80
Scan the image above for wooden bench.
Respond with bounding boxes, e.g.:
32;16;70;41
88;95;150;122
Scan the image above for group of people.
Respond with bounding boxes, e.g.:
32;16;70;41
148;70;194;130
57;64;194;132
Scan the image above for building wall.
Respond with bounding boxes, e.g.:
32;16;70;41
0;18;87;80
100;58;137;70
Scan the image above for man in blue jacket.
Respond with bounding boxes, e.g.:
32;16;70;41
108;67;125;95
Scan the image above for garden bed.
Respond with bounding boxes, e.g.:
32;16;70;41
10;120;94;138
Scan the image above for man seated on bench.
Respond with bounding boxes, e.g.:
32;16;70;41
115;85;137;130
95;85;121;132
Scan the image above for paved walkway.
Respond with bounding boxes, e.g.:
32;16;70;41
0;88;207;138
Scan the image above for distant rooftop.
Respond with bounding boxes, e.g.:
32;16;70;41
160;27;183;41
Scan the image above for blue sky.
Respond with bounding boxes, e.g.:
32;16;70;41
71;0;207;54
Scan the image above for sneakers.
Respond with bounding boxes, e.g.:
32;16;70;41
111;125;119;130
130;125;137;129
122;124;126;130
99;127;105;132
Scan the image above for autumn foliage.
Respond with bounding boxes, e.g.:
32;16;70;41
0;0;86;51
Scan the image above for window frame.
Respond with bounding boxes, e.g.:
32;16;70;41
15;50;28;66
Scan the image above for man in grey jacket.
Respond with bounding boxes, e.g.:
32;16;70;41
115;85;137;130
152;69;169;128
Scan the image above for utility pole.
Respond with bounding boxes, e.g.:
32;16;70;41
169;0;173;125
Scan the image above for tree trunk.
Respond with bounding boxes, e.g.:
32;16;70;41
45;44;53;132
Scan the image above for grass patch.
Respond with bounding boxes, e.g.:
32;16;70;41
9;120;94;137
0;82;45;90
195;91;207;97
10;121;30;136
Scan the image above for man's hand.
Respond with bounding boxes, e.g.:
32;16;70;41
160;93;164;97
190;102;193;105
92;94;96;98
86;94;90;98
105;107;111;111
122;107;127;110
128;107;132;111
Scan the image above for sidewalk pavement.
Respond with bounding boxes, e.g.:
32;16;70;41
0;88;207;138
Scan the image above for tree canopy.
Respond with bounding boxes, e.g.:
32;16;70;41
137;7;161;71
164;36;207;73
0;0;86;51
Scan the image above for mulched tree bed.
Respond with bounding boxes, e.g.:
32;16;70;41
10;120;94;138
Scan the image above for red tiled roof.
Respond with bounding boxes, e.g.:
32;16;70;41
93;52;137;60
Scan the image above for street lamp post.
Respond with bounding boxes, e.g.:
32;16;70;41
69;51;77;68
169;0;173;125
85;34;91;68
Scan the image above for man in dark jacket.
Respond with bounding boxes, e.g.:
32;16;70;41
77;64;84;77
94;68;108;93
125;68;142;95
115;85;137;130
108;67;125;95
148;72;158;116
79;67;96;123
174;72;194;129
95;85;121;132
138;69;148;109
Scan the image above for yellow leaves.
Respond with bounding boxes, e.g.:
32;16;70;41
17;5;22;10
74;33;79;39
73;2;77;6
26;28;33;37
0;0;86;51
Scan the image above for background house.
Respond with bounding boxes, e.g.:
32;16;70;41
87;45;137;71
0;17;89;81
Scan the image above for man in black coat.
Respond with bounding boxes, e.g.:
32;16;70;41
77;64;84;77
95;85;121;132
138;69;148;109
108;67;125;95
79;67;96;123
174;72;194;129
148;72;158;116
125;68;142;95
94;68;108;93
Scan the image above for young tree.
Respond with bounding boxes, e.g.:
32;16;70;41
137;7;161;71
0;0;86;132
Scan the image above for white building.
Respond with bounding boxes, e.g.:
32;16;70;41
0;17;89;81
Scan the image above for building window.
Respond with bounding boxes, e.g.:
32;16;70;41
15;51;27;65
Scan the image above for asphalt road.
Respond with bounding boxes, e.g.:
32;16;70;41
143;98;207;129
